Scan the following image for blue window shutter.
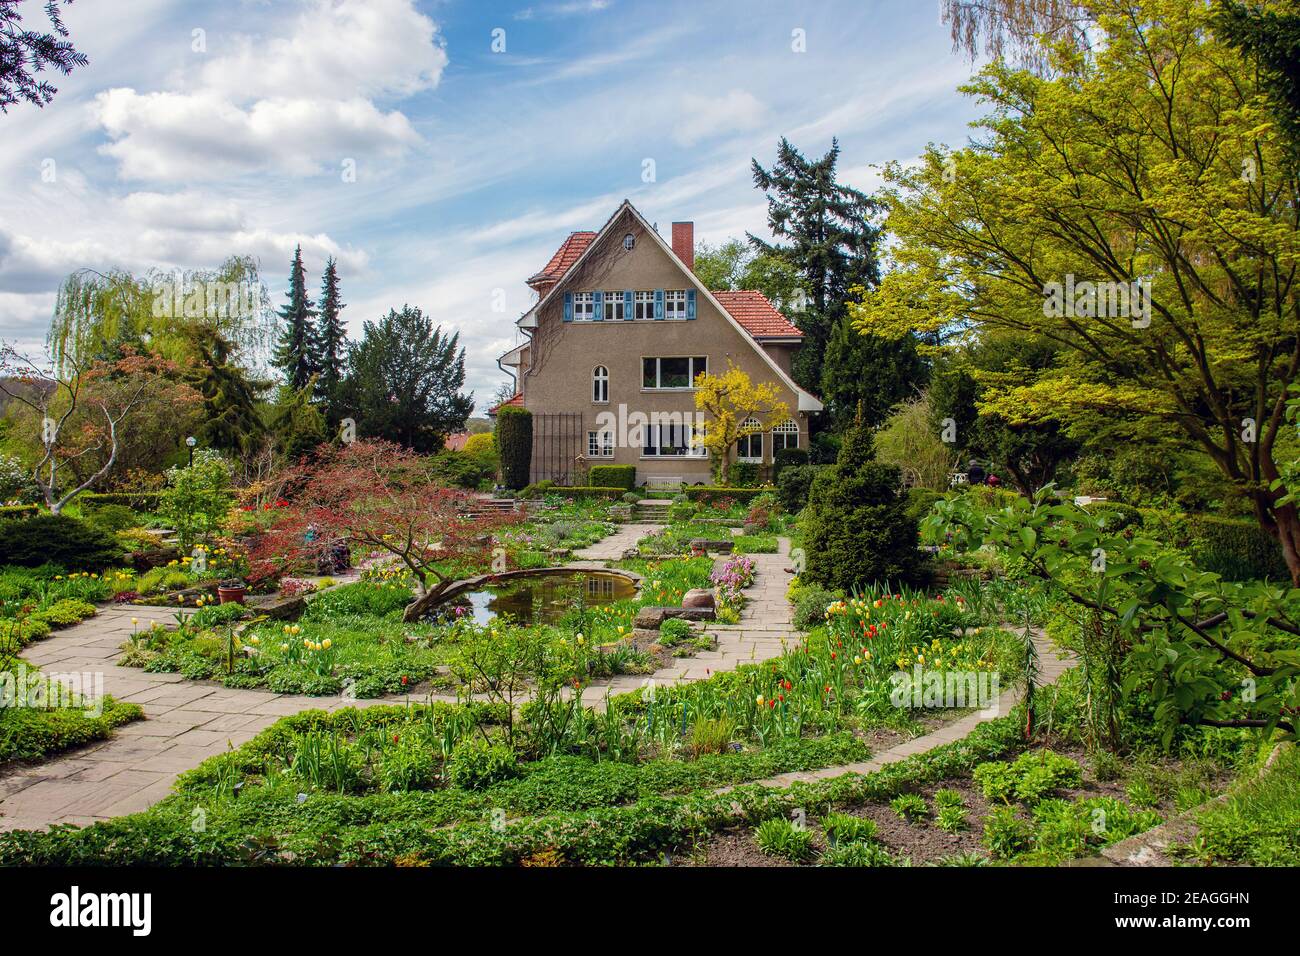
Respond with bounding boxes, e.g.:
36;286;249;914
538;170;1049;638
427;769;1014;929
686;289;697;320
563;292;573;322
593;290;604;321
624;290;634;320
654;289;664;320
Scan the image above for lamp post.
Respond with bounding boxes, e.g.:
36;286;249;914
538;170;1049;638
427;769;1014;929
186;436;197;467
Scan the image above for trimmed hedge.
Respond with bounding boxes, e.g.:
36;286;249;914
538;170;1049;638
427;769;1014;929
79;492;161;511
1138;509;1291;581
547;486;627;500
0;504;39;520
588;465;636;491
0;514;123;572
682;486;775;504
495;406;533;490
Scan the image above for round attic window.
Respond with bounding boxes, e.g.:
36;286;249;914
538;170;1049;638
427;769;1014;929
623;233;635;251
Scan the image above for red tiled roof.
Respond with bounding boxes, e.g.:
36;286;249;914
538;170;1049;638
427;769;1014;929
443;432;471;452
712;290;804;339
487;393;523;416
529;231;597;286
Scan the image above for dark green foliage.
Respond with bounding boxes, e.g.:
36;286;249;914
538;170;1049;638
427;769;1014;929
428;450;495;490
800;418;924;592
78;492;161;511
1184;514;1292;582
0;514;121;572
588;465;635;490
905;487;944;524
791;583;838;631
186;325;267;456
542;486;625;499
772;446;808;481
1219;1;1300;159
0;697;141;766
822;316;927;429
727;461;759;488
82;502;136;533
777;463;822;513
749;137;882;394
341;306;473;453
495;406;533;489
315;257;347;426
273;245;318;391
447;738;519;790
1088;502;1142;532
681;486;772;504
269;382;328;462
0;505;40;520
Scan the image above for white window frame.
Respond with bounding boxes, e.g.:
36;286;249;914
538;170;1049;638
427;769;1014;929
641;422;708;458
603;292;624;322
634;291;655;320
587;430;614;458
642;355;708;390
664;289;687;320
572;292;595;321
623;233;635;251
592;365;609;404
772;419;800;453
737;418;764;462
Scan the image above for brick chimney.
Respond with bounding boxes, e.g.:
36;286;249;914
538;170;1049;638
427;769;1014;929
671;221;694;271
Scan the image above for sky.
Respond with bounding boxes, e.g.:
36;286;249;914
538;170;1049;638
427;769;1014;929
0;0;988;413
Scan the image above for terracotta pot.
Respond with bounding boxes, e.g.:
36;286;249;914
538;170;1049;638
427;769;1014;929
217;586;246;605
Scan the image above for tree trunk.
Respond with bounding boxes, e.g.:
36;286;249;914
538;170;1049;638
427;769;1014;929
403;579;451;623
1274;502;1300;588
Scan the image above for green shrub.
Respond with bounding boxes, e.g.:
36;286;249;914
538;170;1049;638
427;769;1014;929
975;749;1082;805
821;812;877;846
495;407;533;490
0;514;122;572
973;760;1019;802
681;486;773;504
777;464;821;513
1185;514;1290;582
728;461;760;488
1088;501;1142;532
0;505;40;521
83;502;139;533
819;840;897;866
982;805;1034;859
448;738;519;790
588;465;635;491
753;817;814;862
657;617;694;646
791;583;838;632
79;492;162;511
32;599;97;628
905;487;944;524
545;486;625;500
428;449;497;489
800;418;925;593
772;447;809;481
890;793;929;822
667;500;699;522
159;450;233;550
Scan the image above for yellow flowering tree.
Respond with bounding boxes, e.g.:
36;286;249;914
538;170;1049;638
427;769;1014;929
692;361;789;485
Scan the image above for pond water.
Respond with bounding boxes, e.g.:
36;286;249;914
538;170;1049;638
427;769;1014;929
448;571;638;626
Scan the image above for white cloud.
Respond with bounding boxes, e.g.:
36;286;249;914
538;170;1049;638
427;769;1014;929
674;90;766;147
91;0;443;181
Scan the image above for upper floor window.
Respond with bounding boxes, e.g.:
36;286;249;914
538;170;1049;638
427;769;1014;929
643;355;707;389
634;291;655;320
592;365;609;403
737;418;764;461
572;292;594;321
772;419;800;452
603;292;625;322
623;233;635;251
664;290;687;320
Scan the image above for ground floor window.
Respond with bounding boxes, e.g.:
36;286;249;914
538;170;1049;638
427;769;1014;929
587;430;614;457
737;417;764;461
642;423;706;457
772;419;799;452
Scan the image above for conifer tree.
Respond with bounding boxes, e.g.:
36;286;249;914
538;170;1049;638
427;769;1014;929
315;256;347;425
273;245;317;391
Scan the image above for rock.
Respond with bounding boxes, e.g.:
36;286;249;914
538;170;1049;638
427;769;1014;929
621;547;641;560
689;538;734;554
682;588;716;610
633;605;716;629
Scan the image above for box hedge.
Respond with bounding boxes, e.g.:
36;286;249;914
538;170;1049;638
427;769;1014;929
495;406;533;490
0;513;124;572
587;465;636;491
0;504;39;521
682;486;774;505
547;486;627;500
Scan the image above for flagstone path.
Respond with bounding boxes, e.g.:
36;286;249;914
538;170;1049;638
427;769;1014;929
0;531;1070;832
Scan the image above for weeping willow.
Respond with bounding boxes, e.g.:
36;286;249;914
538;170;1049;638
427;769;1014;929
47;256;275;372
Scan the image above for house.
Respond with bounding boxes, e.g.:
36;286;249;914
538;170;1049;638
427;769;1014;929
495;200;821;485
443;431;471;452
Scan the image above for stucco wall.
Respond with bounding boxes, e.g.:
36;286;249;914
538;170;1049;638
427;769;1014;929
519;213;807;485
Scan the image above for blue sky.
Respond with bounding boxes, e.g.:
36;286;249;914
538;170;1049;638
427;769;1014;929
0;0;987;412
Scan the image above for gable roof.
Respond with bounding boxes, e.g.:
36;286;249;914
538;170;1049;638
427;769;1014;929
517;200;823;412
712;291;803;339
528;231;597;288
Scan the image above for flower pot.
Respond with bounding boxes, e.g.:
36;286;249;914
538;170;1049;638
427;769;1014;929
217;586;246;605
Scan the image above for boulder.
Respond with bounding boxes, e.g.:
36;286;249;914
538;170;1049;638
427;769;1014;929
689;538;734;554
682;588;716;610
633;605;716;629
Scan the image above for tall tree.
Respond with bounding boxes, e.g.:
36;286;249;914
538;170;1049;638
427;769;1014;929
315;256;347;426
1218;0;1300;160
185;325;268;457
341;305;473;453
693;239;800;309
749;137;922;426
273;245;317;392
854;0;1300;584
0;0;87;112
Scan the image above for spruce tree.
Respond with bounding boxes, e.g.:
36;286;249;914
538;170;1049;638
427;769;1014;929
273;245;317;391
315;256;347;425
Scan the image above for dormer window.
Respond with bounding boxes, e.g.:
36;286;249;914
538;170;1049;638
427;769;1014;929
623;233;635;251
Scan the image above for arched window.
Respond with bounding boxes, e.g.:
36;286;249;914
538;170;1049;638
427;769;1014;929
623;233;635;251
592;365;609;403
737;417;764;462
771;419;799;453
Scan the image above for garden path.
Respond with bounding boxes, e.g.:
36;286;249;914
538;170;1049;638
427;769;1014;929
0;534;1071;831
